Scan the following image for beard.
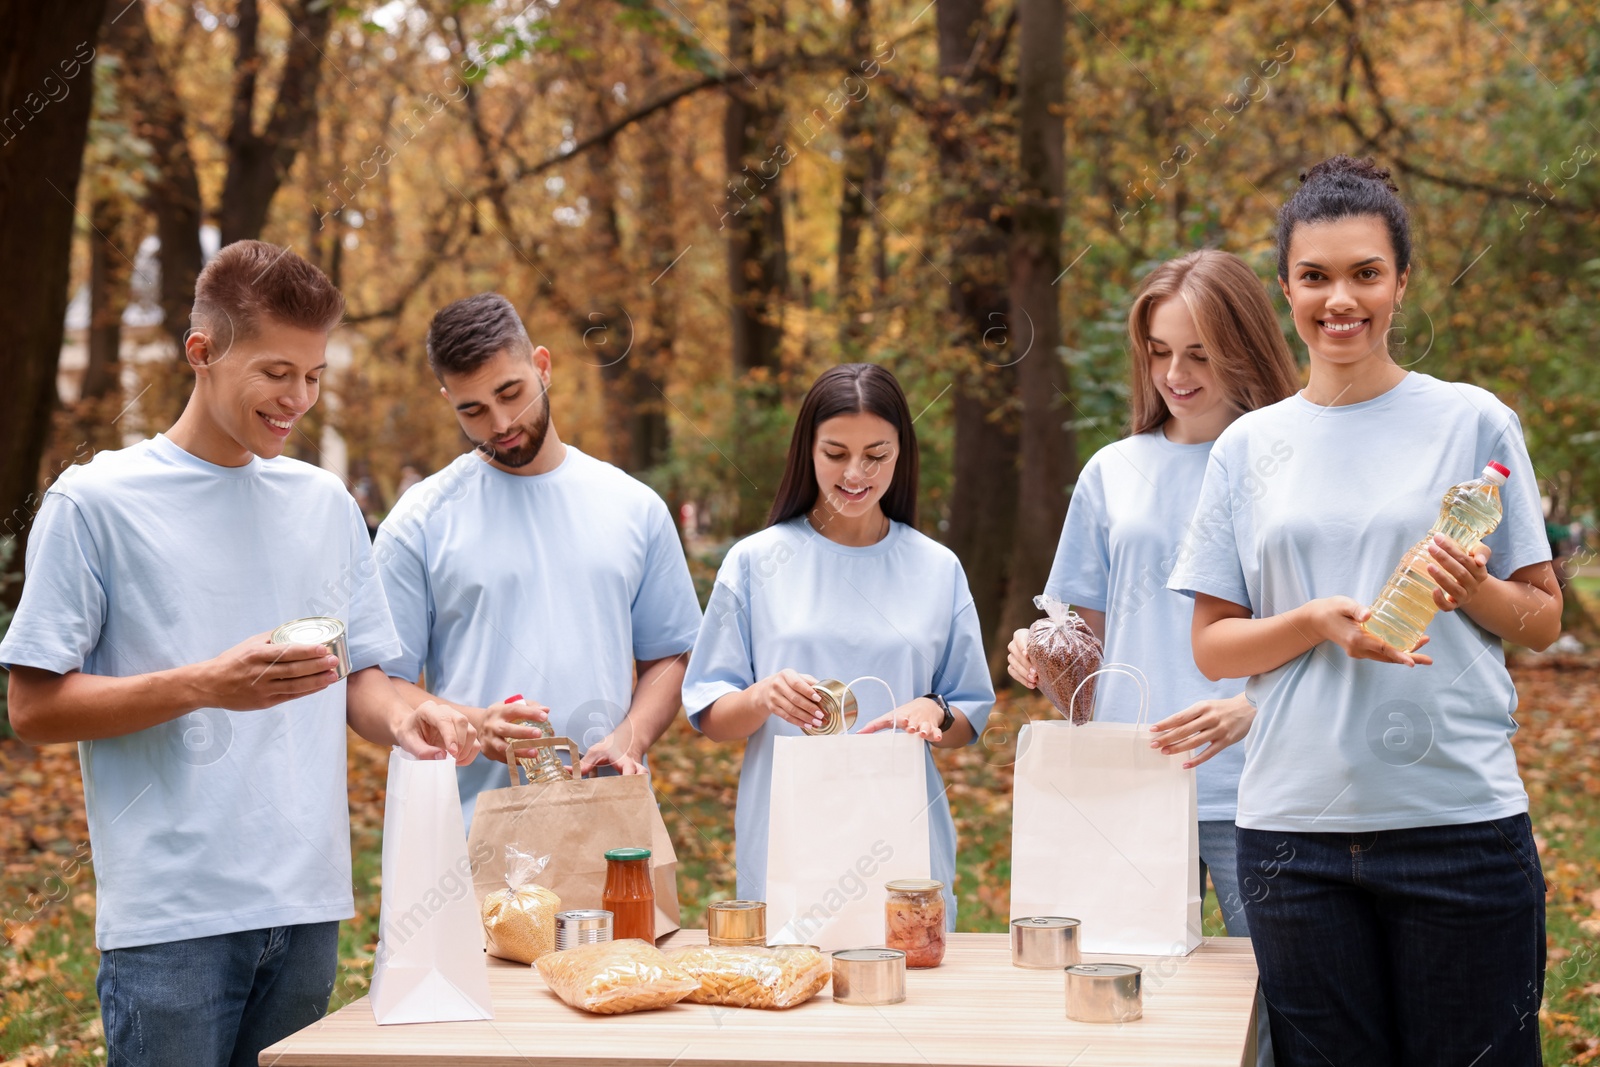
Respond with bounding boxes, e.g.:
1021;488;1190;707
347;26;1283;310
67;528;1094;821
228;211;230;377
473;386;552;468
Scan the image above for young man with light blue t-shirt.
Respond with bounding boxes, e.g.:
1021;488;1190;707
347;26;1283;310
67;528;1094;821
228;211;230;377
0;242;478;1067
375;293;701;823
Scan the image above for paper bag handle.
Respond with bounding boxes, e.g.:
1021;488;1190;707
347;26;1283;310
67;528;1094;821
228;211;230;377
1066;662;1151;727
842;674;908;735
506;735;583;786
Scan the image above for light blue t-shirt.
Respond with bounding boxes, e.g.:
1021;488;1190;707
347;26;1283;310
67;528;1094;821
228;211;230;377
1167;373;1550;832
680;517;996;923
0;434;400;950
374;446;701;822
1045;430;1246;821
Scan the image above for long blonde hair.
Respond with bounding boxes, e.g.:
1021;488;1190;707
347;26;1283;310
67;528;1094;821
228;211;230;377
1126;250;1300;435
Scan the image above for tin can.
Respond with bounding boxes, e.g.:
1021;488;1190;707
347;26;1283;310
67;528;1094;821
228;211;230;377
805;679;859;736
1011;916;1081;969
270;617;349;680
1065;963;1142;1023
707;900;767;946
555;909;613;950
832;948;906;1005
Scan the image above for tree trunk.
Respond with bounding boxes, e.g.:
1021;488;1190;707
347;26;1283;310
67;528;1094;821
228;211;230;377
84;194;129;402
632;53;675;473
996;0;1073;673
723;0;787;374
834;0;872;346
218;0;334;244
937;0;1020;652
103;0;204;364
0;0;108;604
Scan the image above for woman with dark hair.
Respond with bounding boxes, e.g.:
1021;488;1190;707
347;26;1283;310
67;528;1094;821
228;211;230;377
1169;156;1562;1065
681;363;995;923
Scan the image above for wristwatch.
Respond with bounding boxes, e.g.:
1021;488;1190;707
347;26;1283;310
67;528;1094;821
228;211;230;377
923;692;955;732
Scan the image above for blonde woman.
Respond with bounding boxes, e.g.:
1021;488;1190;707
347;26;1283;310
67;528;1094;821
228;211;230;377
1009;249;1299;938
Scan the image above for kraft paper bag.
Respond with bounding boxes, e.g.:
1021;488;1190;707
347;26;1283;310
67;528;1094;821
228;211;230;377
467;743;680;940
1009;666;1202;956
370;749;494;1024
765;729;932;951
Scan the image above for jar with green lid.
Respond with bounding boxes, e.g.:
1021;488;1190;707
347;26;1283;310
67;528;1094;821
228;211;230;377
602;847;655;942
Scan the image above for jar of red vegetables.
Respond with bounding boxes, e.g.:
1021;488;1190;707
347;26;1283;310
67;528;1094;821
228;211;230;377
884;879;945;968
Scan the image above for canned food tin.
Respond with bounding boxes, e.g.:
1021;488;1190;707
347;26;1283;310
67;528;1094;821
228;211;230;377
1010;916;1081;969
832;948;906;1005
1065;963;1142;1023
805;679;859;736
554;909;613;950
270;617;350;680
707;900;767;946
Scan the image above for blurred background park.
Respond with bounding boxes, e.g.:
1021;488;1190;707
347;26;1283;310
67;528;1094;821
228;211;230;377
1;0;1599;1062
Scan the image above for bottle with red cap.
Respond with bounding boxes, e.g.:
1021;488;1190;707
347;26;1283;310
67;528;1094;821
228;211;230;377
1363;461;1511;652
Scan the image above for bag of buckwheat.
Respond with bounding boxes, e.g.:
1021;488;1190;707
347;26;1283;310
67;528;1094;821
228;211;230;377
1026;594;1104;724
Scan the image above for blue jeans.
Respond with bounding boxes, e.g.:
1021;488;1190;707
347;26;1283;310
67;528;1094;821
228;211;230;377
1200;820;1274;1067
98;922;339;1067
1238;815;1545;1067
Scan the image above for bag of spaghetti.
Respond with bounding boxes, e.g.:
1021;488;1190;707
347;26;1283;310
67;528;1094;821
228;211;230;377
1026;593;1104;723
481;846;561;964
536;939;699;1015
667;944;830;1010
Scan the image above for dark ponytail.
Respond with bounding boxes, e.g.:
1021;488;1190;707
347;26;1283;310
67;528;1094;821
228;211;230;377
1276;155;1411;280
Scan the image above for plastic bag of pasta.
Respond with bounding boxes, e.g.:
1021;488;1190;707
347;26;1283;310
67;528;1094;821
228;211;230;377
1027;594;1104;724
535;939;699;1014
481;846;561;964
667;944;830;1009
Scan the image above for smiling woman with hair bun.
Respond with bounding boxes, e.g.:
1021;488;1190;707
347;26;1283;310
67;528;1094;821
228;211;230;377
681;363;995;927
1169;155;1563;1066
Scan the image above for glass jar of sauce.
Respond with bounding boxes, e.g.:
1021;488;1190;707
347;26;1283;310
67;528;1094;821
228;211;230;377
884;879;946;968
602;847;655;942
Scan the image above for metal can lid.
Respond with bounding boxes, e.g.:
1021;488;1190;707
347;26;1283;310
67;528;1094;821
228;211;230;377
270;616;346;645
1012;916;1080;929
1067;963;1141;977
884;878;944;894
556;909;613;925
834;948;905;965
708;899;765;912
603;847;651;861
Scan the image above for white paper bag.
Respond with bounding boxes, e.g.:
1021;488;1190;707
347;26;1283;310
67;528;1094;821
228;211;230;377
1009;666;1201;956
370;749;494;1024
765;729;932;951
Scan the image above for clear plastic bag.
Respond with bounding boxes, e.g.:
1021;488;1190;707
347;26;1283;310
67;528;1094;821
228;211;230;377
1027;594;1104;724
481;846;561;964
667;944;830;1009
535;939;699;1014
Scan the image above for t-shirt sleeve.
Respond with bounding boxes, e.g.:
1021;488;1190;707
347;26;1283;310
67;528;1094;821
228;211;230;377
679;556;755;732
932;560;997;744
372;513;433;682
1043;460;1109;612
630;499;702;661
1480;407;1552;579
0;493;106;674
1167;449;1251;609
342;501;401;673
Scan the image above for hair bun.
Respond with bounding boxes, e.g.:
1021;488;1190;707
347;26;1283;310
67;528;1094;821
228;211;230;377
1299;154;1399;192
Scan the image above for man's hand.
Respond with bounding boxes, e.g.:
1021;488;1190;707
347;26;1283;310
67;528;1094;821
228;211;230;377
1149;694;1255;769
197;631;341;710
577;729;647;777
480;695;551;763
395;699;480;764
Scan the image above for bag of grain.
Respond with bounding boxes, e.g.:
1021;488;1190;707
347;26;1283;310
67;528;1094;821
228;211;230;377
1026;594;1103;723
481;846;561;964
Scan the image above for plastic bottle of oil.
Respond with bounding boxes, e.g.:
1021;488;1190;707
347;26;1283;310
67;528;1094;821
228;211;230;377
1362;462;1509;651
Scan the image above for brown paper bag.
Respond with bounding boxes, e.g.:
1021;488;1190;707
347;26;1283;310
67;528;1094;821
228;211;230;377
467;740;680;940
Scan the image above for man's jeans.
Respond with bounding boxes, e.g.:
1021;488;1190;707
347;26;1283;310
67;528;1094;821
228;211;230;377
1238;815;1545;1067
99;922;339;1067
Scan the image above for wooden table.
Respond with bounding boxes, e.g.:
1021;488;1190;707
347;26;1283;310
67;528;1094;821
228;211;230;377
261;931;1260;1067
